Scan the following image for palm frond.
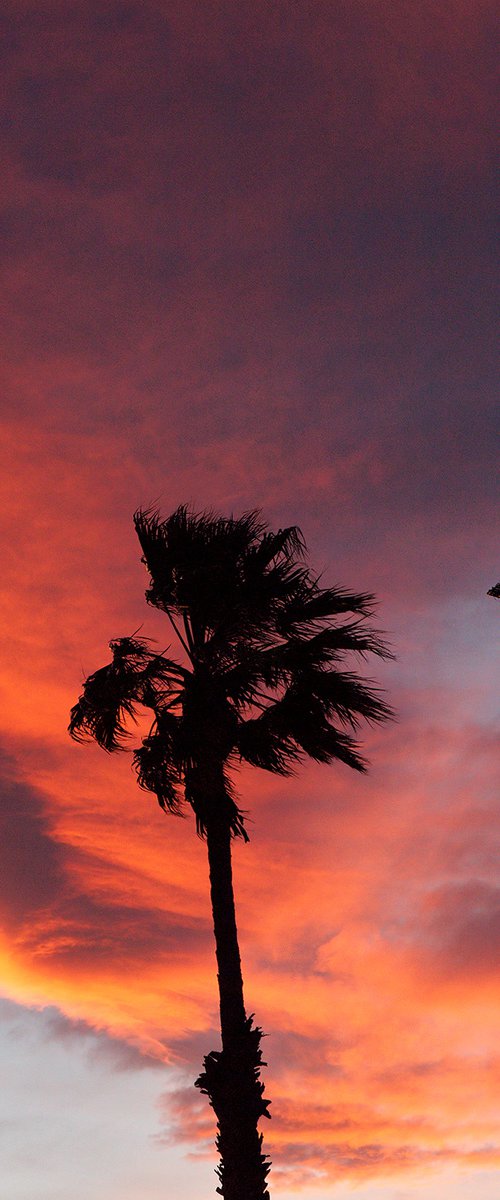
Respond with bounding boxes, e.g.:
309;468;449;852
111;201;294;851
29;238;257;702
290;668;394;729
276;584;378;633
68;635;184;751
69;662;138;751
251;524;305;568
248;624;392;682
133;720;184;814
135;507;314;650
293;722;368;772
236;717;301;774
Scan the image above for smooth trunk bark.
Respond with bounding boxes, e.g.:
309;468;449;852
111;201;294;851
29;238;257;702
195;814;271;1199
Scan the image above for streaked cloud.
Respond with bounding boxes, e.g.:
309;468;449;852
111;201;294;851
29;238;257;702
0;1;497;1195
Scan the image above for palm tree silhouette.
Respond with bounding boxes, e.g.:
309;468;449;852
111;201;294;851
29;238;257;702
69;505;393;1199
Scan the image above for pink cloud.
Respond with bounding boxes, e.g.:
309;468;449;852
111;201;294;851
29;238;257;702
0;2;496;1193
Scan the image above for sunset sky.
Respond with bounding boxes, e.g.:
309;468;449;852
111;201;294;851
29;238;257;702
1;2;498;1197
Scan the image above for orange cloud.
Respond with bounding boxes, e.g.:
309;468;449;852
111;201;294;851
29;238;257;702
0;5;497;1191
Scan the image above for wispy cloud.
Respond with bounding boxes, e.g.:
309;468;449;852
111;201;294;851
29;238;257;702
0;1;497;1195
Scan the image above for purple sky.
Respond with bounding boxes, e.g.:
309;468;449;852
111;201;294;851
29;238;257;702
0;2;498;1197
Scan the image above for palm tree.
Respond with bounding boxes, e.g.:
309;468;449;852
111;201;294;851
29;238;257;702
69;505;393;1199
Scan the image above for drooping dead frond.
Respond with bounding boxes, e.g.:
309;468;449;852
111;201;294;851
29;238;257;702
133;720;184;815
68;635;184;752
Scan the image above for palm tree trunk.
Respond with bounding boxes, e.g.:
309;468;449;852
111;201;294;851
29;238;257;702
207;814;246;1046
195;813;271;1199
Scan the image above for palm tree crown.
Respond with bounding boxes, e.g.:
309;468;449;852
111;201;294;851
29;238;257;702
70;505;393;838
